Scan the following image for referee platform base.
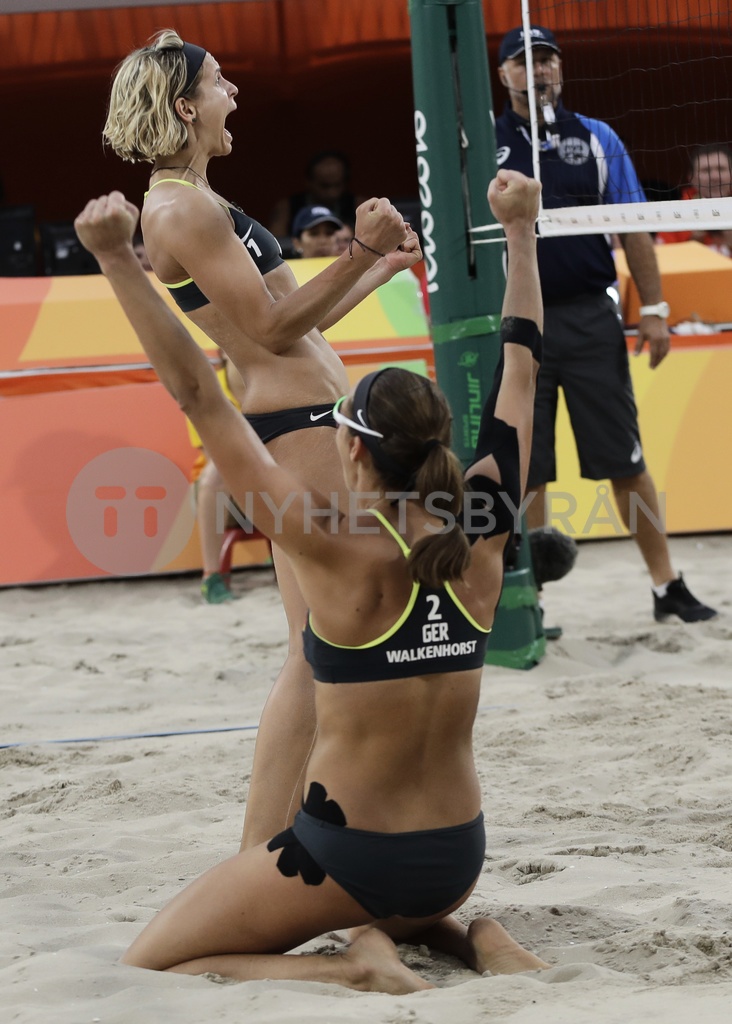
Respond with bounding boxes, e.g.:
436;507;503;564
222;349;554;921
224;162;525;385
484;567;546;671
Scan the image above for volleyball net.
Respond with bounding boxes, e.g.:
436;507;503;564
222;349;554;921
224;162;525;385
474;0;732;240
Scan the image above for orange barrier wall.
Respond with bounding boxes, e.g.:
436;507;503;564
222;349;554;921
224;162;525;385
0;262;729;586
0;264;432;586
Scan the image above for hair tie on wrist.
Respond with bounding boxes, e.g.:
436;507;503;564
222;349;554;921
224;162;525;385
348;236;386;260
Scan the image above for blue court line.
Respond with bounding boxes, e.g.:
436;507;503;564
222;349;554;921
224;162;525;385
0;705;518;750
0;724;260;750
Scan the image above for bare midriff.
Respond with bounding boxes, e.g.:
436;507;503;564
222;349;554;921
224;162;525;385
188;262;349;414
304;671;483;834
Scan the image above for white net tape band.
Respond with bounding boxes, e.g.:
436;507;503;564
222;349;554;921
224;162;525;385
470;197;732;240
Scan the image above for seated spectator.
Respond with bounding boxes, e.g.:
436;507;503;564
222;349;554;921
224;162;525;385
333;220;355;256
268;150;364;256
132;232;153;271
291;205;343;259
656;144;732;256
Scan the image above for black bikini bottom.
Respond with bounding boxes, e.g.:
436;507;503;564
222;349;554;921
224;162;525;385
267;781;485;919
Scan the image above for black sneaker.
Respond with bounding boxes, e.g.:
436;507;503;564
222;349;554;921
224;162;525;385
653;574;717;623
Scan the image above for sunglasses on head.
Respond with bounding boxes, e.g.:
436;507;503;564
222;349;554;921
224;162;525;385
331;395;384;439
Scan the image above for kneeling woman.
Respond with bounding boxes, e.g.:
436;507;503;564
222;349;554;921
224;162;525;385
75;169;548;993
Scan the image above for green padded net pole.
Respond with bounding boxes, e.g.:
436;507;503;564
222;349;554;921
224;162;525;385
408;0;545;668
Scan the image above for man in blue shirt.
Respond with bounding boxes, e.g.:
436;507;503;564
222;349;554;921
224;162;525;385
495;25;715;623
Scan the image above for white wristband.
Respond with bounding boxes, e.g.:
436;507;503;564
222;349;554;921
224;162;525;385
639;301;670;319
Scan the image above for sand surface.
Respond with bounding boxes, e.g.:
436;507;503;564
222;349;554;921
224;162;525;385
2;534;731;1022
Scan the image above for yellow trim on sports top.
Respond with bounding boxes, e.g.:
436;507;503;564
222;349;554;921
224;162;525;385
142;180;202;289
144;178;200;195
306;508;490;649
306;509;418;650
444;581;491;634
373;508;489;633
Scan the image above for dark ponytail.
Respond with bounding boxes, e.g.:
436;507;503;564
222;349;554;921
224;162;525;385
406;441;471;588
349;369;471;587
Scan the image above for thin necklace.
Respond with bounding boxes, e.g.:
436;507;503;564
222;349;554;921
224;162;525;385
150;164;245;215
151;165;210;189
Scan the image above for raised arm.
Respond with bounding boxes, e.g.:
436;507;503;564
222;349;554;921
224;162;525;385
494;173;543;334
146;190;409;354
467;170;542;499
318;225;423;333
460;170;542;603
74;193;332;559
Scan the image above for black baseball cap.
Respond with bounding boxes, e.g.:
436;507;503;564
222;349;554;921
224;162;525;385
499;25;561;64
292;205;343;236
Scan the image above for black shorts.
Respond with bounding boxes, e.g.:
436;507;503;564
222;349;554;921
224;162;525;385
245;403;336;444
528;291;646;486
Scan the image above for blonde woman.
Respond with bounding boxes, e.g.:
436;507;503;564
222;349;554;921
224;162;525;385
76;168;548;991
104;30;420;849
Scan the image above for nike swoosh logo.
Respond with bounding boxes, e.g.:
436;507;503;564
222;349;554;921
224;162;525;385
310;410;331;422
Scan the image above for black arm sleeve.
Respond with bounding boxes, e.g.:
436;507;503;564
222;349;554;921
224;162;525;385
461;317;541;546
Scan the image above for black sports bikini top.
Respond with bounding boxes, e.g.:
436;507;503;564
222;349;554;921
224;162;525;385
144;179;284;312
303;509;491;684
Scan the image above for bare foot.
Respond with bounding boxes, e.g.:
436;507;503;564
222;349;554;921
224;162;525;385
468;917;550;975
342;928;434;994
